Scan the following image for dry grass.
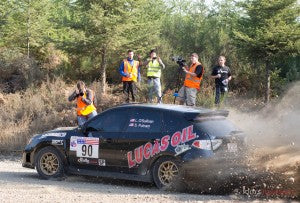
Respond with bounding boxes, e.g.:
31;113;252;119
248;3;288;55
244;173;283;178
0;77;262;152
0;78;124;151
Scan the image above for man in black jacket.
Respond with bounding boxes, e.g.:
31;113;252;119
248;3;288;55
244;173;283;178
211;56;232;106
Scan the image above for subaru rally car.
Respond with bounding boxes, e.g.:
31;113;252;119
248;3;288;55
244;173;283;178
22;104;246;189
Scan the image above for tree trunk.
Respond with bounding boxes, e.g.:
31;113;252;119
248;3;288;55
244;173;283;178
100;47;107;94
27;0;30;59
265;60;271;103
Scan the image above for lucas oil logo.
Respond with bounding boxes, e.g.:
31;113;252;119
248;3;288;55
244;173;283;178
127;125;197;168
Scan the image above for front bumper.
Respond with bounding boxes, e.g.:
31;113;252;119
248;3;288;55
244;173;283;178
22;151;35;169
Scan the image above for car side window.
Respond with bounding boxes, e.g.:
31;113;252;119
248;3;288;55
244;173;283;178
85;115;104;131
126;109;161;133
85;109;128;132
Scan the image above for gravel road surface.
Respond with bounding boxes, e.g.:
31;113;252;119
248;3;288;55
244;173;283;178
0;156;290;203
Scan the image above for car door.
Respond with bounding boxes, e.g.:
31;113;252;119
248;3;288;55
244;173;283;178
85;109;129;171
69;109;128;171
117;108;163;173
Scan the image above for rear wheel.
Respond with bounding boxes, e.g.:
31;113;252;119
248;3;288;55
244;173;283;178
35;146;64;179
152;157;183;190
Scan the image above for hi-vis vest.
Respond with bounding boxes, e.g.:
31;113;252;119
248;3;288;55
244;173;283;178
77;91;96;116
184;62;204;89
122;59;138;82
147;60;161;78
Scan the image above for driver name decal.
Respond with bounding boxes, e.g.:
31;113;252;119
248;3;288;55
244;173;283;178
127;125;197;168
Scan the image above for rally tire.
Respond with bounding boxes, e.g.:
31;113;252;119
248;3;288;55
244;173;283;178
35;146;65;180
152;156;184;190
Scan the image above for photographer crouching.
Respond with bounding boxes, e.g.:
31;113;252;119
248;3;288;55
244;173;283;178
68;81;97;126
176;53;204;106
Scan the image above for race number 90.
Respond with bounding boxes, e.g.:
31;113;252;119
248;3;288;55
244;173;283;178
82;144;93;157
76;143;99;158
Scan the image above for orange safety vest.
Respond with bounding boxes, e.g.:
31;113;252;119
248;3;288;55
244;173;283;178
122;59;139;82
76;90;96;116
184;62;204;89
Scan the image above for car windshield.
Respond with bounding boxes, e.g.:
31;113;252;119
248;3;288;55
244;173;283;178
193;117;238;138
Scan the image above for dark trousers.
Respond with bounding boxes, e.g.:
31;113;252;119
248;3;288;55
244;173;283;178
215;85;227;105
123;81;136;103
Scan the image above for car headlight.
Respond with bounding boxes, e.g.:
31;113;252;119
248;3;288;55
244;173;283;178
27;135;38;145
27;137;34;145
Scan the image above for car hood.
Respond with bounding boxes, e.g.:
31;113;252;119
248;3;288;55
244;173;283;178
38;126;78;139
53;127;77;131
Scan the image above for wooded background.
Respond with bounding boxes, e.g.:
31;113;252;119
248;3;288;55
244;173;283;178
0;0;299;101
0;0;299;150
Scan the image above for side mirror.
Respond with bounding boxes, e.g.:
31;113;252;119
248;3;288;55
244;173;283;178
79;124;87;134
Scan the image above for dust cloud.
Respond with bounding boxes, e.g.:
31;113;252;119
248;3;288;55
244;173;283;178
182;82;299;199
228;81;300;199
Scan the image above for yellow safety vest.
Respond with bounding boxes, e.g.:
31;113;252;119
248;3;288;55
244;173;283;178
76;91;96;116
147;60;161;78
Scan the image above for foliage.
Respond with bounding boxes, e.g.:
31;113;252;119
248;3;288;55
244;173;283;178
0;0;299;152
0;0;299;99
0;48;42;92
233;0;300;102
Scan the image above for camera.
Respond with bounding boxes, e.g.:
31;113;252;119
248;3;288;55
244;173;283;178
79;90;84;96
172;56;186;67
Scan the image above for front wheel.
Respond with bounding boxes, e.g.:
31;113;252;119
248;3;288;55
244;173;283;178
35;146;65;179
152;157;184;190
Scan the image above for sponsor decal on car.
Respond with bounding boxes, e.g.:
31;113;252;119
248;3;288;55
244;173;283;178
127;125;197;168
70;136;99;158
98;159;106;166
39;132;67;139
77;157;106;166
51;139;64;145
70;140;77;148
174;144;191;156
78;157;90;164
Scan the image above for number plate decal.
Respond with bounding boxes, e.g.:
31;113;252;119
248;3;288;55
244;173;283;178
70;136;99;158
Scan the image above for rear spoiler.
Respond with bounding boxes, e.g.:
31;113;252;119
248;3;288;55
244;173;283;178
184;110;229;121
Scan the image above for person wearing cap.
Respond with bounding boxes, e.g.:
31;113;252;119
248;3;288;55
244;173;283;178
138;50;165;103
211;55;232;105
177;53;204;106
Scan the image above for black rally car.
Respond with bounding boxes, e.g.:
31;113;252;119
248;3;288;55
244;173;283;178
22;104;246;189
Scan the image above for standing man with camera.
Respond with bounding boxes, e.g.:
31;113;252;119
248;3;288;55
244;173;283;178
211;56;232;106
68;81;97;126
138;50;165;103
177;53;204;106
119;50;139;103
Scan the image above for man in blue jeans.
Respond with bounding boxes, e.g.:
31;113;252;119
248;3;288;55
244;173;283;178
211;56;232;106
139;50;165;103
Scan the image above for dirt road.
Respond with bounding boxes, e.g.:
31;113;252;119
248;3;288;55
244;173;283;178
0;155;289;203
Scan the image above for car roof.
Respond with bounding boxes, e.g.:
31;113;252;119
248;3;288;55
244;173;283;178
109;103;229;118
